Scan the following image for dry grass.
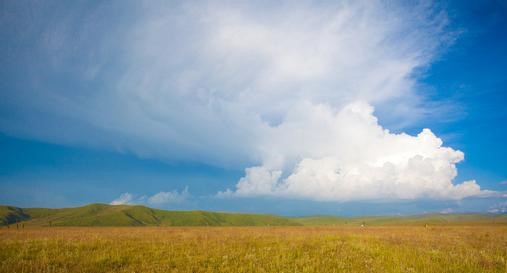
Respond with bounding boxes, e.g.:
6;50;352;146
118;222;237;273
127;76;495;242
1;226;506;273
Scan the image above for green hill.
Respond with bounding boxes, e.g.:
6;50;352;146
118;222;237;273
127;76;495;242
0;206;30;225
0;204;299;227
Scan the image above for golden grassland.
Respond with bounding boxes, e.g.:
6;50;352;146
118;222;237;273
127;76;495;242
1;226;506;273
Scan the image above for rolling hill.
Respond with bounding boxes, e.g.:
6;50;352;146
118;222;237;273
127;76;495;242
1;204;506;227
0;204;300;227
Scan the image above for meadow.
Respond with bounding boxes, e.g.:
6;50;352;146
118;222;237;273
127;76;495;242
1;226;506;273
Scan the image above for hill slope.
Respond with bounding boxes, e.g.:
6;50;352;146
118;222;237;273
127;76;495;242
0;204;300;227
0;206;30;225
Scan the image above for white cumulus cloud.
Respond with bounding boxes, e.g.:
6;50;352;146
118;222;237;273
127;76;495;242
219;101;491;201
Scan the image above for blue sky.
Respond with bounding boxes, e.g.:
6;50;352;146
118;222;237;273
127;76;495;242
1;0;506;216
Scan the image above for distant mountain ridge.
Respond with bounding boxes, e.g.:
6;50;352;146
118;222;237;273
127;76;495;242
294;213;507;226
1;204;506;227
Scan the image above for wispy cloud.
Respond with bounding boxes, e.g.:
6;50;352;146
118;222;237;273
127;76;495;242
147;187;189;205
110;193;134;205
488;201;507;214
1;1;455;166
440;208;454;214
111;188;190;207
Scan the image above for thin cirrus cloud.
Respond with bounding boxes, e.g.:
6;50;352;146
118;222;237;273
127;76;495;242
0;1;499;202
1;1;452;165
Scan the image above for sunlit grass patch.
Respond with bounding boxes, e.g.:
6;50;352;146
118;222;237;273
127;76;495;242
1;226;506;273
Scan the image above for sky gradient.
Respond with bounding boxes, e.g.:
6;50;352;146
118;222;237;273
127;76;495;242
1;0;506;216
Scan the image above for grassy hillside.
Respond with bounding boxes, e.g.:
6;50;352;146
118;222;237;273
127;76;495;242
0;204;299;227
293;213;507;226
0;206;30;225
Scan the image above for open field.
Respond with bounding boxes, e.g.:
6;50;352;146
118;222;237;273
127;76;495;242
1;226;506;273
